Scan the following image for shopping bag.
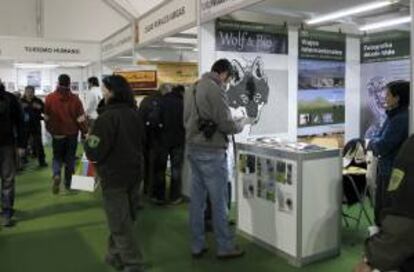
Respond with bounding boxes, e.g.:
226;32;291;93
71;154;98;192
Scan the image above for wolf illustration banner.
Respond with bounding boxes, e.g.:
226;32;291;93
360;31;410;138
298;30;346;136
216;19;289;140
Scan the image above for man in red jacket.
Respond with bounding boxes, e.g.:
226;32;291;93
44;74;87;194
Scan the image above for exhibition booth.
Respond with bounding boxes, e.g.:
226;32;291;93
0;0;411;268
183;0;409;267
112;2;412;265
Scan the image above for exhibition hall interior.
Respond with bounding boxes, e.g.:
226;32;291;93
0;0;413;271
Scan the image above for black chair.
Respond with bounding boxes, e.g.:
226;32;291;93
342;139;373;229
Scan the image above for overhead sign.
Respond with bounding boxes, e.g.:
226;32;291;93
138;0;196;46
215;19;288;54
361;31;410;63
102;25;134;61
299;30;346;62
0;37;100;62
200;0;264;23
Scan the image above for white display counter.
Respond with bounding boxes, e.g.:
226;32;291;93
236;140;342;267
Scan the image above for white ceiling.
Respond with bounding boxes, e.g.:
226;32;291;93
0;0;410;42
112;0;166;17
239;0;411;34
0;0;128;41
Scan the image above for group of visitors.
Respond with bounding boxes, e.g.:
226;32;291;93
0;58;413;272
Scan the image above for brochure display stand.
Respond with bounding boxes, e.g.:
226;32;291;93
236;141;342;266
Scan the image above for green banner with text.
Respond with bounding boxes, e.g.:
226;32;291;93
361;31;410;63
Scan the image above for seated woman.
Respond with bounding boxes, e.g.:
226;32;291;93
368;80;410;225
84;75;146;272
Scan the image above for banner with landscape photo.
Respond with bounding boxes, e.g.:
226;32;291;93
298;30;346;136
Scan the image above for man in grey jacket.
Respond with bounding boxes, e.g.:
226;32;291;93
184;59;249;259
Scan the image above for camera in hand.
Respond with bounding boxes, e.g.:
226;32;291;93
198;118;217;139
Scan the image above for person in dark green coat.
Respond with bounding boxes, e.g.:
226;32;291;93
355;135;414;272
84;75;146;272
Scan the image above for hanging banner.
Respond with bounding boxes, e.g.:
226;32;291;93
138;0;196;46
201;0;265;24
298;30;346;136
361;31;410;63
215;20;290;140
360;31;410;138
0;37;100;62
114;70;158;94
102;25;134;61
299;30;346;61
215;19;288;54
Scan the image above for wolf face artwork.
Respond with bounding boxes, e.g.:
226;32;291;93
227;57;270;125
365;76;387;138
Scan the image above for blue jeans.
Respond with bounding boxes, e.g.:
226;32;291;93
52;135;78;188
188;146;235;254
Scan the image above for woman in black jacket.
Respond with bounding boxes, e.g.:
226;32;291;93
84;75;146;272
368;80;410;225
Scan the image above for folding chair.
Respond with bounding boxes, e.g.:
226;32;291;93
342;167;373;229
342;138;373;229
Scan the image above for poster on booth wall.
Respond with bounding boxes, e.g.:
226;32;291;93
298;30;346;136
255;156;277;202
137;61;199;85
27;71;41;88
360;31;410;138
114;70;158;95
215;19;289;141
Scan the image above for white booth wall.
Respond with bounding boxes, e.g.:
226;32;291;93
198;21;363;143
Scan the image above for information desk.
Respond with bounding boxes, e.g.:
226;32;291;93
236;141;342;266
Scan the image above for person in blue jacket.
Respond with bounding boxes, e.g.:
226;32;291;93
368;80;410;225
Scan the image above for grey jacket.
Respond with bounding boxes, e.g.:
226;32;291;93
184;72;244;150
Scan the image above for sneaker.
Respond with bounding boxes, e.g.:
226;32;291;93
192;248;208;259
52;176;60;195
1;217;16;228
150;198;166;206
105;254;124;271
216;246;245;260
170;197;183;205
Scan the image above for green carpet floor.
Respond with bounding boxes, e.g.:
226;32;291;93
0;149;371;272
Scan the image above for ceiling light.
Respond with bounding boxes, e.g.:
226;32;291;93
118;56;133;59
58;62;90;67
305;0;399;25
163;37;198;45
15;63;59;69
359;16;411;31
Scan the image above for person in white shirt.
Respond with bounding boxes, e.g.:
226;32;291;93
85;77;103;129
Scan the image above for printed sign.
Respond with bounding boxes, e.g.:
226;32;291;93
299;30;346;61
138;0;196;46
102;25;133;61
0;37;99;62
361;31;410;63
114;70;158;91
215;19;288;54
